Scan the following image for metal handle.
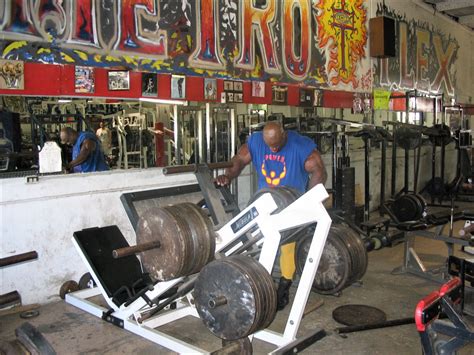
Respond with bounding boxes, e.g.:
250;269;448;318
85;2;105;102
163;162;233;175
0;251;38;268
112;241;161;259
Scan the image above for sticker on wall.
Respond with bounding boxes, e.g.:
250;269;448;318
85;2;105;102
0;60;24;90
171;75;186;99
251;81;265;98
204;78;217;101
142;73;157;97
272;85;287;104
108;71;130;91
299;88;314;106
75;66;94;94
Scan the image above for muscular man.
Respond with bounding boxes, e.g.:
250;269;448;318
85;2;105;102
216;121;327;310
60;127;109;173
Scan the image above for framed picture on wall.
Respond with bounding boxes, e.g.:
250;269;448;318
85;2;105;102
251;81;265;98
223;80;234;91
227;92;234;103
142;73;157;97
314;89;323;106
0;59;24;90
299;88;313;106
74;66;94;93
171;75;186;99
108;71;130;91
233;81;243;92
272;85;287;104
204;78;217;100
234;93;243;103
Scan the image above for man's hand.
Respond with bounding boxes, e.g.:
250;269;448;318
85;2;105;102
215;144;252;186
215;174;231;186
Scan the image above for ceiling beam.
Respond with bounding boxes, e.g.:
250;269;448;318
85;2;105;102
436;0;474;12
459;14;474;26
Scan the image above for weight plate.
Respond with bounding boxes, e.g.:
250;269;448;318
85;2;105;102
194;255;276;340
392;194;420;222
296;232;351;295
177;203;216;266
20;310;40;319
59;280;79;300
164;205;200;276
341;225;368;282
331;225;363;285
332;304;387;326
15;322;56;355
136;207;189;281
78;272;96;290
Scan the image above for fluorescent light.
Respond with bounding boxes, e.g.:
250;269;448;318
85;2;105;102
58;99;72;103
139;98;188;106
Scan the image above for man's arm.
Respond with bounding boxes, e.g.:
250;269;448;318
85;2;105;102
216;143;252;186
67;139;96;170
304;149;327;188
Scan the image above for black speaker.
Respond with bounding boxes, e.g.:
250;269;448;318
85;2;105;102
370;16;396;58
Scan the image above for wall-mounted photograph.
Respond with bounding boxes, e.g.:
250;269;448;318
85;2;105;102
171;75;186;99
251;81;265;98
314;89;323;106
272;85;287;104
226;92;234;103
299;88;313;106
0;59;24;90
75;66;94;94
223;80;234;92
108;71;130;91
234;93;243;103
204;78;217;100
142;73;157;97
233;81;243;92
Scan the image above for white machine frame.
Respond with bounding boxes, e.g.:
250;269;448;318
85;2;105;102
66;184;331;354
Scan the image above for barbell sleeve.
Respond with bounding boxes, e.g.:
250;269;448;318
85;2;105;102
112;241;161;259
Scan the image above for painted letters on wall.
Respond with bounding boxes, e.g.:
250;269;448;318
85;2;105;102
374;4;459;96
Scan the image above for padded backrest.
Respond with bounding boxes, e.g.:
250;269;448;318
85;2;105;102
73;226;145;305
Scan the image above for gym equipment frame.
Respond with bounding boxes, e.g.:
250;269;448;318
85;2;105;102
66;184;331;354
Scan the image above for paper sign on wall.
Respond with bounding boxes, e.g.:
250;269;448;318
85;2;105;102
373;89;391;110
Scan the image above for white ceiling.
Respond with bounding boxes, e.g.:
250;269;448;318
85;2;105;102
423;0;474;30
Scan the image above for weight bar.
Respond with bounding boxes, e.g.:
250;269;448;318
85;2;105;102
112;241;161;259
0;251;38;268
163;162;233;175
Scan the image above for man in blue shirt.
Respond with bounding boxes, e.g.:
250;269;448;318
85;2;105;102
60;127;109;173
216;121;327;310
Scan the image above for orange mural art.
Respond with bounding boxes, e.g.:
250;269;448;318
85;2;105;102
316;0;367;88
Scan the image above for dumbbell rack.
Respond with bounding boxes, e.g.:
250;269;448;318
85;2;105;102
66;184;331;354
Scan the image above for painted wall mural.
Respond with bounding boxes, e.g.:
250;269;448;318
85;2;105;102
373;4;459;96
0;0;369;90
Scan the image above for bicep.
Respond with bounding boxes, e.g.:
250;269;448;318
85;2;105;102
304;149;325;173
81;139;96;154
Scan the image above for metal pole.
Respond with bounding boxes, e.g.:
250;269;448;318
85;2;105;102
205;103;211;163
173;105;180;164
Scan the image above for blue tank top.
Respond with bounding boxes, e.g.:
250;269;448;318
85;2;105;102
72;131;109;173
247;130;316;193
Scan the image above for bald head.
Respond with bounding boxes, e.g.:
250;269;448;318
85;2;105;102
60;127;78;146
263;122;287;153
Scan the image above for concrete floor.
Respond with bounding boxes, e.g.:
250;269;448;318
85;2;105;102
1;223;474;354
